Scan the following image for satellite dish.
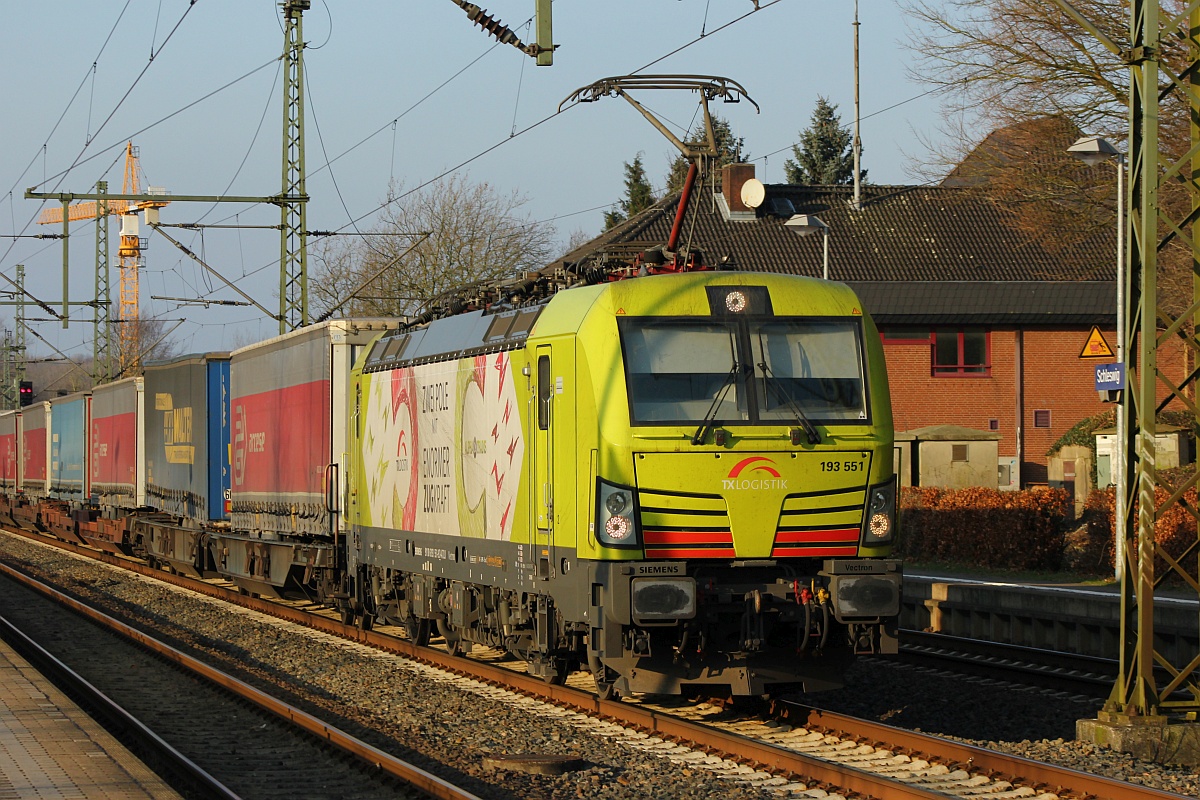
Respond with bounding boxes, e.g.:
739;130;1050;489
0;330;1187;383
740;178;766;209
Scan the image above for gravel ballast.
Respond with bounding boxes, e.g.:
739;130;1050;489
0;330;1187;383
1;533;1196;799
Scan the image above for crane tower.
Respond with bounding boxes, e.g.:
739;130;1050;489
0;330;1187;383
37;142;168;374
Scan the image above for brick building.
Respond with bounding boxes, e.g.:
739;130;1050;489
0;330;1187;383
559;162;1121;488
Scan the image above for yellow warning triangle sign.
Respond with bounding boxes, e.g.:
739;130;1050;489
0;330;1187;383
1079;326;1115;359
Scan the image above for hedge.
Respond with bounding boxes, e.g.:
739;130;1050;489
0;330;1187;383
896;486;1070;572
1081;482;1200;581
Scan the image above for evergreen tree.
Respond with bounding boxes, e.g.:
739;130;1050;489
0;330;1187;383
664;116;747;195
603;153;657;230
785;97;865;186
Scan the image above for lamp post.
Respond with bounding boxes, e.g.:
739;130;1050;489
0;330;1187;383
785;214;830;279
1068;134;1125;584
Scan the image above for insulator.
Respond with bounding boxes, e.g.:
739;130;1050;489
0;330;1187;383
458;3;523;48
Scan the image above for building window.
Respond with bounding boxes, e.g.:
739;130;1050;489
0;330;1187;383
988;418;1000;431
932;329;990;376
1034;409;1051;428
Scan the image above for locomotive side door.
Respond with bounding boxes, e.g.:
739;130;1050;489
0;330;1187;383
533;345;553;579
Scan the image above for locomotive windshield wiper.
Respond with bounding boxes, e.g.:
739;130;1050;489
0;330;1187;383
692;361;746;445
757;358;820;444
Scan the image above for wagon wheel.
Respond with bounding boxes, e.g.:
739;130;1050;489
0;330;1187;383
404;617;432;647
593;666;619;701
445;630;471;657
357;613;374;632
542;657;570;686
339;606;355;626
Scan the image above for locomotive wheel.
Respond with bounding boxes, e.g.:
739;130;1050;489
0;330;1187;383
594;676;618;701
404;617;431;647
593;666;619;700
542;658;570;686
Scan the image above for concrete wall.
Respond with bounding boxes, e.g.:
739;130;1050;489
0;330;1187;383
1047;444;1093;517
916;439;999;489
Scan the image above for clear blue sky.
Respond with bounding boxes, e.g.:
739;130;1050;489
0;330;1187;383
0;0;944;359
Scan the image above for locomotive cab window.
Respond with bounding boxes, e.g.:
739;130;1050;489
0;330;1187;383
621;322;745;423
752;321;867;421
619;317;869;426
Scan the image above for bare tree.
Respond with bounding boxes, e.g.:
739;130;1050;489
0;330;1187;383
903;0;1190;170
311;175;557;319
905;0;1195;375
904;0;1126;168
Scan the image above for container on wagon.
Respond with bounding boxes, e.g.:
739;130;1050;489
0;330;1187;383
216;320;397;597
0;410;21;526
229;319;399;540
19;401;50;501
49;392;90;504
142;353;231;524
90;377;145;512
0;410;20;493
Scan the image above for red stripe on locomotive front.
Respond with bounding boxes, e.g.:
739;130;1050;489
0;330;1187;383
773;528;859;544
771;545;859;557
642;529;733;545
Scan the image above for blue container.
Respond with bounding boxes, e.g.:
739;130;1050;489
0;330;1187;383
208;358;231;519
49;394;89;502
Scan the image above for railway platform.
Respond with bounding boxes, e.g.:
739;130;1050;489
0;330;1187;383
0;637;182;799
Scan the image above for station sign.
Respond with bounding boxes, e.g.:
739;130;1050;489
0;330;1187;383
1095;362;1125;391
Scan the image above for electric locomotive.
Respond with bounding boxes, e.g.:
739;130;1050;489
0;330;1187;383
345;271;900;698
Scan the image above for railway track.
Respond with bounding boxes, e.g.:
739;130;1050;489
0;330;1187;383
0;527;1191;800
897;629;1117;698
0;557;485;800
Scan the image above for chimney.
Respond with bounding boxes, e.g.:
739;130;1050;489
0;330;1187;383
722;163;756;212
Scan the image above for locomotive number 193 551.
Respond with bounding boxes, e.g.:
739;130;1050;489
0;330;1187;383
820;460;864;472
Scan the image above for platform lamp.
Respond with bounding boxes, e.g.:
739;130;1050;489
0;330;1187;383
1067;134;1125;583
785;214;830;279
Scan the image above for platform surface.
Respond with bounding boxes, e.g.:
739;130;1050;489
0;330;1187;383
0;638;182;799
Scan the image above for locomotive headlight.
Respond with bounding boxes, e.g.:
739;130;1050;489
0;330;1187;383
597;478;641;549
605;490;630;516
605;514;632;540
860;477;896;547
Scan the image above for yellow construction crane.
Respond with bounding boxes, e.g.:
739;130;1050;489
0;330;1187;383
37;142;168;373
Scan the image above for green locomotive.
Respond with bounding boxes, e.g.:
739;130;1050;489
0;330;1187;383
347;271;900;698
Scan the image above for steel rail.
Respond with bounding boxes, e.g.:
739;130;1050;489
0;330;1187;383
774;701;1189;800
0;557;485;800
0;613;240;800
900;629;1117;694
3;528;1192;800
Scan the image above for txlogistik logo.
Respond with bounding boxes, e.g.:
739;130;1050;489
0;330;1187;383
722;456;788;491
